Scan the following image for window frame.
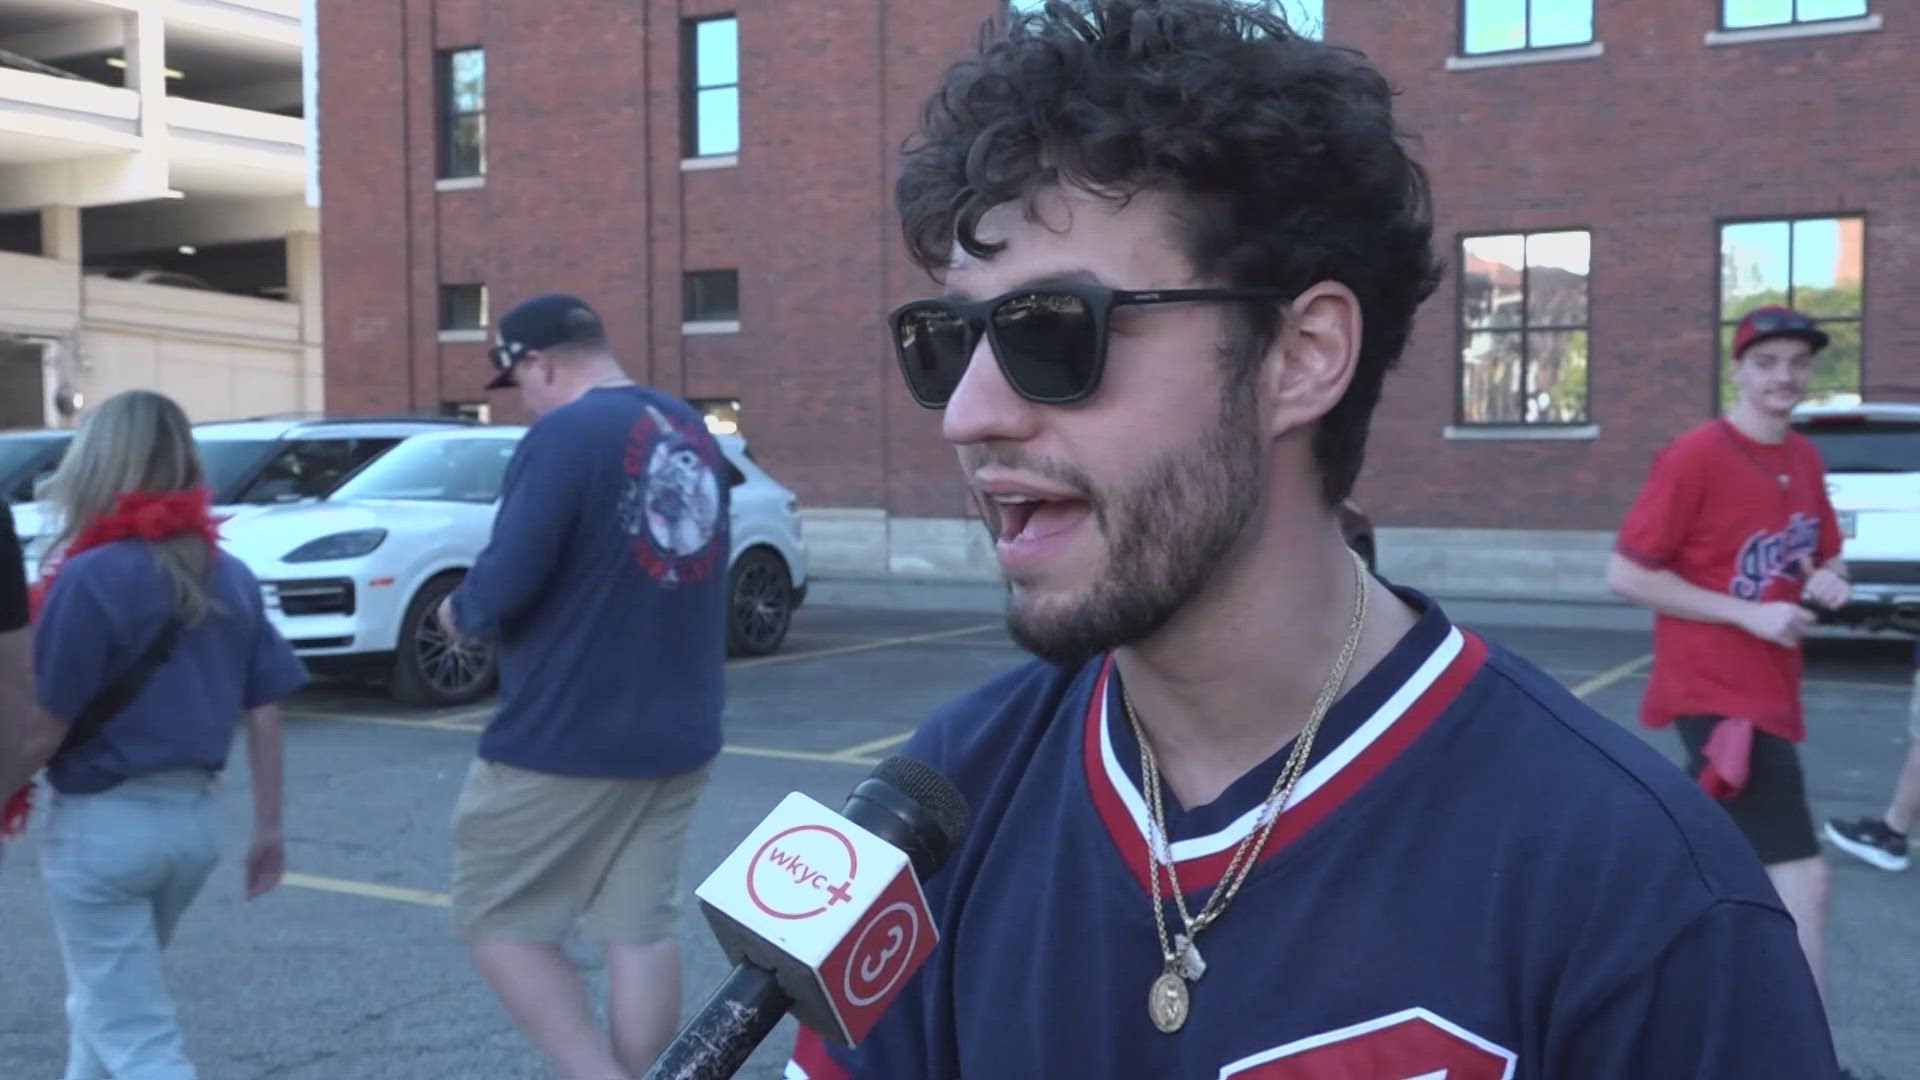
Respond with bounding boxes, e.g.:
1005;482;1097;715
683;269;741;324
1718;0;1871;32
682;15;740;159
435;47;485;180
439;282;489;332
1458;0;1597;57
1712;211;1868;413
1452;226;1596;428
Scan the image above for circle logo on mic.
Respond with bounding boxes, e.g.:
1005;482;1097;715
844;901;921;1007
748;825;860;920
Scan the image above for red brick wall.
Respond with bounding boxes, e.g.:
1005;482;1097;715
320;1;1918;528
1334;1;1920;530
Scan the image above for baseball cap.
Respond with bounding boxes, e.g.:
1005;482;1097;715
486;293;607;389
1731;304;1829;360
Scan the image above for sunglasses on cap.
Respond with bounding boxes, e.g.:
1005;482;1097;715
889;282;1290;408
1746;309;1818;336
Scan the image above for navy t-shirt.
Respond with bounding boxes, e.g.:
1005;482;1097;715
789;588;1838;1079
450;385;729;780
35;541;309;795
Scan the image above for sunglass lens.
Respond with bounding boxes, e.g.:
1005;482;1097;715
990;291;1098;402
894;304;974;406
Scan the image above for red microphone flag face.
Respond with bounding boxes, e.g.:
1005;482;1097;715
695;792;939;1047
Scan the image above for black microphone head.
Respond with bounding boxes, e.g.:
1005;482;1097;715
840;756;971;883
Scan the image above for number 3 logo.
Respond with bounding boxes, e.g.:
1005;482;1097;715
1219;1008;1516;1079
858;924;905;983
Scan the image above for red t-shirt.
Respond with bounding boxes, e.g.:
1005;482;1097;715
1615;418;1842;742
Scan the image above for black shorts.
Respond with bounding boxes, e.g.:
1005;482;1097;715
1675;716;1820;866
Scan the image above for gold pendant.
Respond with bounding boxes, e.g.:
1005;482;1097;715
1148;968;1189;1033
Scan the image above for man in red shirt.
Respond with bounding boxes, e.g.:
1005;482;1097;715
1608;304;1852;1008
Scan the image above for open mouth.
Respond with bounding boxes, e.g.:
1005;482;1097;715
992;495;1092;544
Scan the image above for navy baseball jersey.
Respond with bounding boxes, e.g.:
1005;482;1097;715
788;588;1837;1078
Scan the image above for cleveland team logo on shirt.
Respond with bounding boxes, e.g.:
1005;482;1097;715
1728;512;1819;601
617;404;725;587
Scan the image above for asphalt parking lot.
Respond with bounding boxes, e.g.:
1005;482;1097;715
1;595;1915;1079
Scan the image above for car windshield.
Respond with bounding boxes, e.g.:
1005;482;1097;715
1795;419;1920;474
329;436;518;503
194;440;280;502
0;438;62;503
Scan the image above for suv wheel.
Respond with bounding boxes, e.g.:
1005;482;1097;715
390;573;497;707
728;548;794;657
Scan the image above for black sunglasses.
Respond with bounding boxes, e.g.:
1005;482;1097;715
889;282;1289;408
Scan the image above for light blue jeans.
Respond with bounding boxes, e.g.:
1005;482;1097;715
37;770;221;1080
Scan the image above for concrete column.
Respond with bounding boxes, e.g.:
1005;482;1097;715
40;206;82;263
123;9;166;143
286;231;325;410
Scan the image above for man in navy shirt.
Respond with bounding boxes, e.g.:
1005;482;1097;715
442;292;729;1078
789;1;1841;1076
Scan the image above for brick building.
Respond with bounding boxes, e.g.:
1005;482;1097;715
315;0;1915;598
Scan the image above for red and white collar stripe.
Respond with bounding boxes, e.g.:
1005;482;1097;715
1085;626;1488;895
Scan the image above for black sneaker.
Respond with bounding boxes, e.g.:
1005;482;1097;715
1825;816;1910;872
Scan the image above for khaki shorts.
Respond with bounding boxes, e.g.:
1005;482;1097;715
1908;670;1920;740
451;757;712;945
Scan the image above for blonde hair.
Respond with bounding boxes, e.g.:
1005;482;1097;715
43;390;217;624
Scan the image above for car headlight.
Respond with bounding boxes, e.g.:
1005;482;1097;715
282;528;387;563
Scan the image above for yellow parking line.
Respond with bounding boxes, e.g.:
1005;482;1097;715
1571;654;1653;699
722;744;881;766
283;872;449;908
833;730;914;761
729;623;1002;669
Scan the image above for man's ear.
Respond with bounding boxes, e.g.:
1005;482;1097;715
1260;281;1362;439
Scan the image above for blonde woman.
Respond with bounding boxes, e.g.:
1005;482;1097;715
0;389;306;1080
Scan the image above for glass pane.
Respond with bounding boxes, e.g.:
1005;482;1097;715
448;49;484;112
696;18;739;88
1723;0;1792;27
685;271;739;321
1461;330;1524;423
1265;0;1323;38
1790;217;1863;317
1808;319;1862;404
1530;0;1593;48
194;440;278;502
1720;220;1790;315
444;114;484;177
1525;330;1589;423
696;87;740;157
1525;231;1590;326
1463;0;1526;53
1461;235;1525;329
1795;0;1868;22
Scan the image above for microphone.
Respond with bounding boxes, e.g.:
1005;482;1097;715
642;755;970;1080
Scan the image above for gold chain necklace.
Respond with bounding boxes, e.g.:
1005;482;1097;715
1127;548;1370;1034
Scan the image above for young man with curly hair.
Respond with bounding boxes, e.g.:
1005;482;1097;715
787;2;1840;1077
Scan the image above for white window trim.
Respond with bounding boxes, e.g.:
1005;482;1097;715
436;175;485;192
1705;13;1880;47
438;328;488;343
682;319;741;335
1444;424;1600;441
681;154;739;172
1446;41;1604;71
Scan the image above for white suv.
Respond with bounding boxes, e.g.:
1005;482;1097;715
1793;401;1920;635
219;426;810;707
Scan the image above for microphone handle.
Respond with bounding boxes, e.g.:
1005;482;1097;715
642;961;795;1080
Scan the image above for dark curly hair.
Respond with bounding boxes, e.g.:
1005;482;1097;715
896;0;1443;506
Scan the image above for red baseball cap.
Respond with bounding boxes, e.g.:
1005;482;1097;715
1732;305;1829;360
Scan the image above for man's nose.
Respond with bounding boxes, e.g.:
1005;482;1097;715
942;334;1042;447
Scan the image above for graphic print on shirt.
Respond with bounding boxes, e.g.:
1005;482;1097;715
618;404;724;587
1729;511;1820;600
1217;1007;1517;1079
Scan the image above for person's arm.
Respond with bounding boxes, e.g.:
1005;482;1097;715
444;425;583;643
0;570;116;797
1557;900;1839;1078
242;704;286;899
1803;456;1852;611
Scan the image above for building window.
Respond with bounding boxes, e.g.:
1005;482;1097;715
437;48;485;179
1722;0;1868;30
1461;0;1594;54
1457;230;1591;425
440;283;488;331
1718;215;1863;408
684;17;739;158
684;270;740;324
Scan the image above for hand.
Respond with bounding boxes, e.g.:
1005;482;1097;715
436;596;463;642
1802;564;1852;611
1742;601;1816;648
246;833;285;900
